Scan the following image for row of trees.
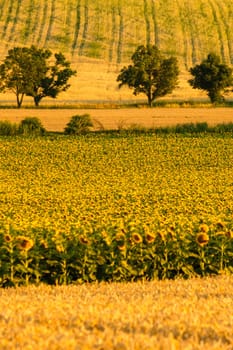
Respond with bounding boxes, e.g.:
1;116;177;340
0;44;232;107
117;45;233;106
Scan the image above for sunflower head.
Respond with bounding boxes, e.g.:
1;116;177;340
199;224;209;233
196;233;209;247
4;234;13;243
118;243;126;251
115;233;125;242
56;244;65;253
132;233;143;244
16;236;34;251
158;231;166;241
145;233;155;244
79;235;90;245
225;230;233;239
216;221;225;229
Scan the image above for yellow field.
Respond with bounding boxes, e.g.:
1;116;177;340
0;276;232;350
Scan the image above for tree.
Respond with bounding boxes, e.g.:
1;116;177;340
189;53;233;103
26;51;76;106
0;46;76;107
117;45;179;107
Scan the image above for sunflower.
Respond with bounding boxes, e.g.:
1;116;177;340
199;224;209;233
145;233;155;244
158;231;166;241
132;233;143;244
4;234;13;243
225;230;233;239
115;232;126;241
16;236;34;251
40;239;48;249
56;244;65;253
79;235;90;245
118;243;126;251
167;230;176;240
196;233;209;247
114;232;125;249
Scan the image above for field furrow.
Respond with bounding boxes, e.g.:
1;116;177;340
30;1;46;45
117;0;124;64
0;0;7;20
78;0;89;56
23;0;35;43
36;0;51;47
71;0;81;55
109;5;117;62
143;0;151;46
62;0;68;28
173;0;191;69
184;1;199;65
151;0;159;46
44;0;56;47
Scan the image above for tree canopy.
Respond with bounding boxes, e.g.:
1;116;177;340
0;46;76;107
189;53;233;103
117;45;179;106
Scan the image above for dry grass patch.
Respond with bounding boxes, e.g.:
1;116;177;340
0;276;232;349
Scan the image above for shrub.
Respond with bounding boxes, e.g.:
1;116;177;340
64;114;93;135
175;122;208;134
214;122;233;133
0;120;18;136
18;117;46;136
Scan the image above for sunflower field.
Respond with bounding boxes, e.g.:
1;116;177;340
0;132;233;286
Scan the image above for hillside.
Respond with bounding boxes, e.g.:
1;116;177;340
0;0;233;102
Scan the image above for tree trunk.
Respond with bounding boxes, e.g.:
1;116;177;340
147;94;153;107
34;98;39;107
16;93;24;108
147;85;153;107
34;96;42;107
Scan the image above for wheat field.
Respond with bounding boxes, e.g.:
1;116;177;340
0;276;232;349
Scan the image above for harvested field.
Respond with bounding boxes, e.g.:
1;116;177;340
0;276;232;350
1;107;233;132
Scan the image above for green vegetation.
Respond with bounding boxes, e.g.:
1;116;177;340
117;45;179;106
0;133;233;286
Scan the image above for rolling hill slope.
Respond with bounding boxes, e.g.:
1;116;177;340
0;0;233;102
